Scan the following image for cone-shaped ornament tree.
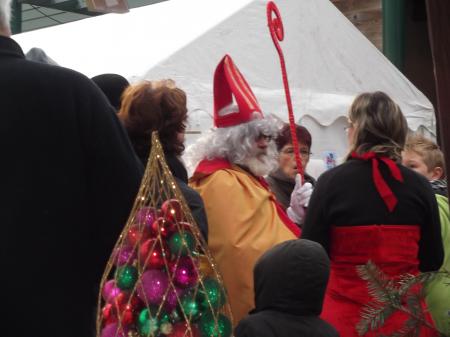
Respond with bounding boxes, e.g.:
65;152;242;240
97;132;233;337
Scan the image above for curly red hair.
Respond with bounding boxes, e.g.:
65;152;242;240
118;80;188;162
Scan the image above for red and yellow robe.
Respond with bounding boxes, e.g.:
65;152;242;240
190;158;300;324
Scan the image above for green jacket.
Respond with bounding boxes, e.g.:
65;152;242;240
426;194;450;335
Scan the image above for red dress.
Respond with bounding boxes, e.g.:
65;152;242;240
302;153;443;337
322;226;436;337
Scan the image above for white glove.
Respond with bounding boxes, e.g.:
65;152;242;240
286;174;313;224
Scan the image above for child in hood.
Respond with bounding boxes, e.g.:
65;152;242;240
235;239;339;337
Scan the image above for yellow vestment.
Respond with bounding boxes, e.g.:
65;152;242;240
190;162;298;324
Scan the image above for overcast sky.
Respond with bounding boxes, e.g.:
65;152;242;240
13;0;252;79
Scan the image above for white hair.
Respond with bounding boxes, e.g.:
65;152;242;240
185;116;280;176
0;0;12;33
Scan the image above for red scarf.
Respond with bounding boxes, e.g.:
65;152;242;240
192;158;301;237
351;151;404;212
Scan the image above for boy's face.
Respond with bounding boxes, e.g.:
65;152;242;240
402;150;442;180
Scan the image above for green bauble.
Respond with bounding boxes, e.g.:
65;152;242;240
115;265;138;290
199;313;232;337
179;291;201;321
138;308;159;336
199;278;225;310
169;232;196;256
158;311;171;325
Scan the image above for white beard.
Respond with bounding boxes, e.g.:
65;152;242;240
240;144;278;177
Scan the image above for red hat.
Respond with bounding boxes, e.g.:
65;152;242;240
213;55;263;128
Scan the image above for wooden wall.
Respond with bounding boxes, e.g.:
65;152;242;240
330;0;383;50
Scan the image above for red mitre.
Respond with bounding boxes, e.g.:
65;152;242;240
213;54;263;128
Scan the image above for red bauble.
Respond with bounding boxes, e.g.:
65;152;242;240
102;303;117;325
126;225;151;246
118;304;134;326
177;221;194;232
139;238;169;269
161;199;184;222
151;217;176;238
110;292;141;327
168;322;201;337
113;292;141;312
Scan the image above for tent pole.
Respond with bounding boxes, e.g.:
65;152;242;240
10;0;22;34
382;0;405;71
425;0;450;201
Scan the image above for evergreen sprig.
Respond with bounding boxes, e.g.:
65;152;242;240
357;261;399;304
357;304;395;336
398;273;436;297
356;261;450;337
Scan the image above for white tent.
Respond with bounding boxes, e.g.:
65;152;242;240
14;0;436;177
140;0;436;176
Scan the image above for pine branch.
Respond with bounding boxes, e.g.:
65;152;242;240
388;318;420;337
398;272;436;297
395;304;436;331
356;262;449;336
357;261;399;304
357;304;395;336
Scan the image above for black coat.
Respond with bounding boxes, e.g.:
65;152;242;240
302;158;443;272
0;36;143;337
235;239;339;337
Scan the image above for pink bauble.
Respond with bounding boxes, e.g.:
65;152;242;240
135;207;158;228
137;269;169;305
165;286;184;313
102;280;121;303
171;257;198;289
114;245;136;266
100;323;128;337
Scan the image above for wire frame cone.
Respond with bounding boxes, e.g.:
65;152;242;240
96;132;233;337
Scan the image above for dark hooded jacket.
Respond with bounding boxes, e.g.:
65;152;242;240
234;239;339;337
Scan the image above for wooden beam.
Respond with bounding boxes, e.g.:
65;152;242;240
331;0;382;50
426;0;450;199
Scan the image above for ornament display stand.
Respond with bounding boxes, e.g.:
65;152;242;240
96;132;233;337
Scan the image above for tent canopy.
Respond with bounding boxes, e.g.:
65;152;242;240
14;0;435;168
141;0;436;164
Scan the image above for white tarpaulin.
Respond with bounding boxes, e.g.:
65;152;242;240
140;0;436;175
14;0;436;176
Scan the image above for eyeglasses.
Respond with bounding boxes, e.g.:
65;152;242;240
257;134;274;142
280;148;312;158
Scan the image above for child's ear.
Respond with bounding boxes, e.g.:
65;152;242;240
430;166;444;180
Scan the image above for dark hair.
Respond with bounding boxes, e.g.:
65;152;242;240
118;80;187;163
91;73;129;110
275;123;312;151
349;91;407;161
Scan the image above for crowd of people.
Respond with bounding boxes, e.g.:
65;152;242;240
1;0;449;336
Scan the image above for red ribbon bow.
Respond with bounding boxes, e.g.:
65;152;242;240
351;151;404;212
